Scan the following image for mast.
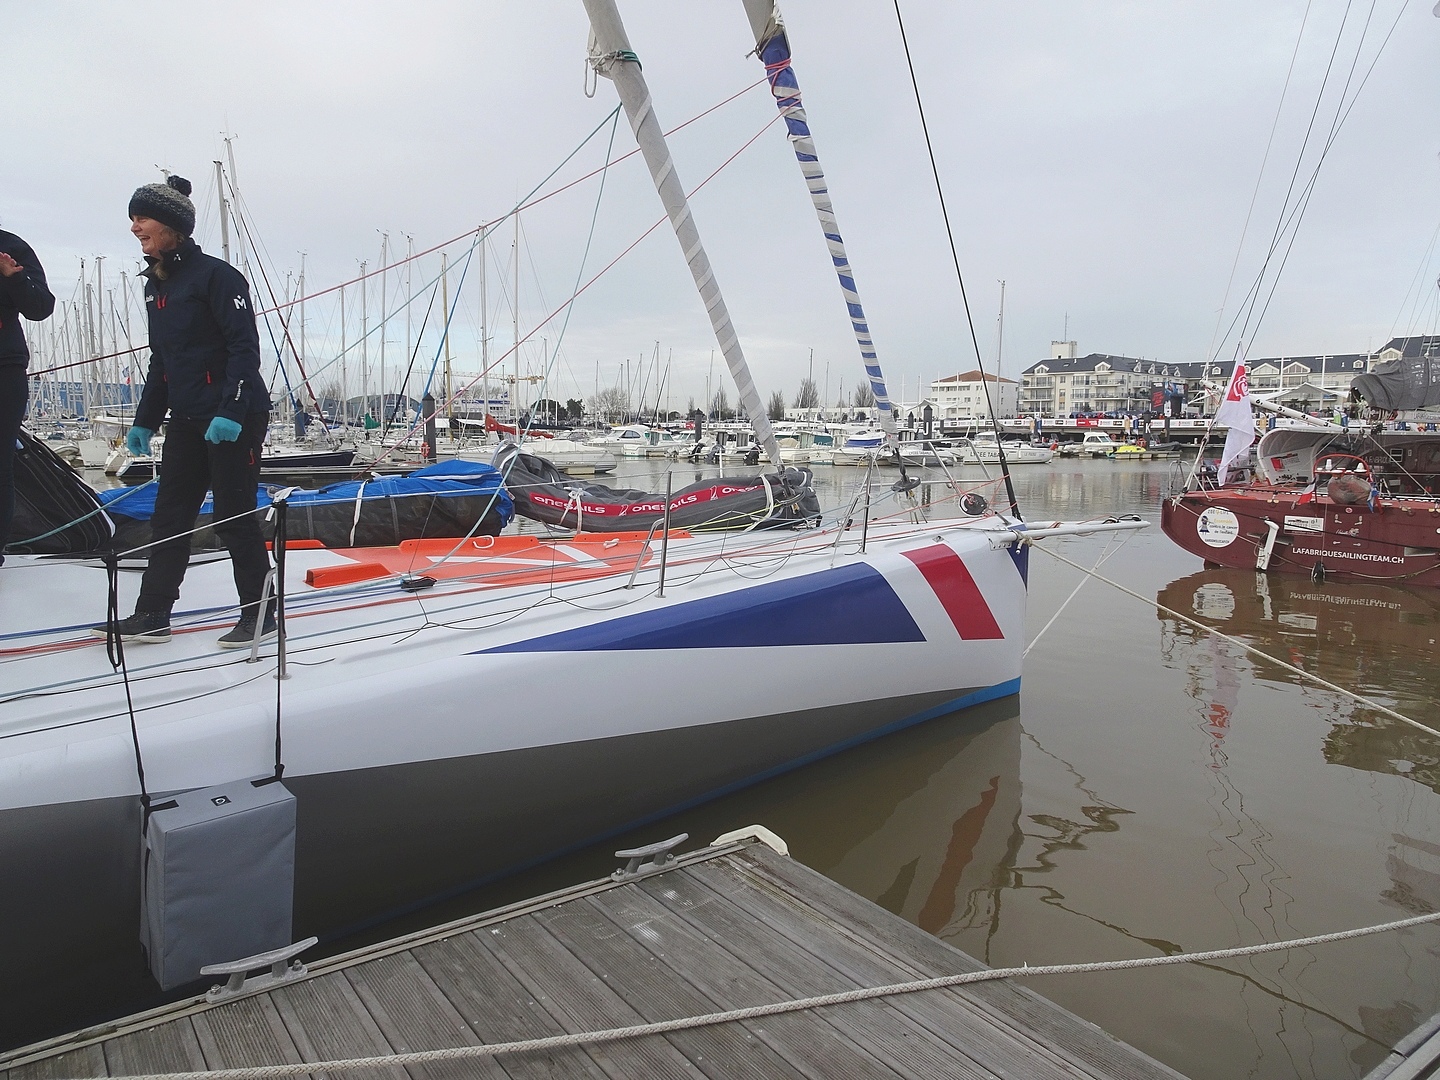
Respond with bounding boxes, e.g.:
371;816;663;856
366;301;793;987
298;252;306;410
379;232;388;428
513;212;520;425
339;283;348;429
583;0;783;466
441;253;453;427
214;160;231;264
360;260;369;427
480;229;489;431
404;233;414;419
741;0;897;440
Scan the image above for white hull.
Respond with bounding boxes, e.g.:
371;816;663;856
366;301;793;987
831;446;896;467
2;522;1025;816
0;520;1027;1026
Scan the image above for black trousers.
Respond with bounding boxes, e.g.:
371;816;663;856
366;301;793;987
0;367;29;554
136;413;271;617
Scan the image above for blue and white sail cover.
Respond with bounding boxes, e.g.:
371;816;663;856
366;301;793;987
746;1;897;436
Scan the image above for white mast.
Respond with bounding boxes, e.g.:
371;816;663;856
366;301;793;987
360;261;369;428
583;0;782;466
404;233;414;418
214;160;231;264
339;283;348;429
513;212;520;425
379;232;388;427
480;229;489;431
995;279;1006;383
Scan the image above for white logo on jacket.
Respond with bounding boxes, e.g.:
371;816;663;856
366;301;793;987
233;295;247;310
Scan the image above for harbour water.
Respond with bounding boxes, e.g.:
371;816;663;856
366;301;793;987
18;454;1440;1079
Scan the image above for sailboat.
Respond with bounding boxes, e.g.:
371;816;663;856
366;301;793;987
1161;345;1440;587
0;0;1142;1047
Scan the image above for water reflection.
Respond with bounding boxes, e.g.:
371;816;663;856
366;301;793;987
1157;568;1440;790
1155;566;1440;1074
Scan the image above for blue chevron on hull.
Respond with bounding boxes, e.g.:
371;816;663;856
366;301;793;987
478;563;924;653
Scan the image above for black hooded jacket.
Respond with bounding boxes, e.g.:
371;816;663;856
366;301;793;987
133;238;270;430
0;229;56;370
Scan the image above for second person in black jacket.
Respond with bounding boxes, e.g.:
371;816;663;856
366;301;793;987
99;174;275;647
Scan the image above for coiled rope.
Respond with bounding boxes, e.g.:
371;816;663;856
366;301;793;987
85;909;1440;1080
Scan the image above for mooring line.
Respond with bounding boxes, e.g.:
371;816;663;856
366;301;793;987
1031;541;1437;739
1023;529;1133;658
77;910;1440;1079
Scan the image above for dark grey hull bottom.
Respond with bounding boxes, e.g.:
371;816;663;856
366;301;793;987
0;682;1014;1052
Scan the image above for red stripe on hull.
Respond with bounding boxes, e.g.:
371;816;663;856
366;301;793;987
901;546;1005;639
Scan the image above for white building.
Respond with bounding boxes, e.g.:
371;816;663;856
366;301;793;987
927;370;1019;424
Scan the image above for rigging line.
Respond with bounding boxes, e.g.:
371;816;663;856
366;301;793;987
374;113;785;462
1391;215;1440;340
1032;539;1437;739
890;0;1020;521
1245;0;1410;345
1231;0;1360;354
1022;530;1132;658
512;107;623;449
260;81;765;315
379;275;442;440
26;78;743;383
1204;0;1314;365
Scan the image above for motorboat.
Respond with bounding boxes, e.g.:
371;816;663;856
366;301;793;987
831;428;896;466
1056;432;1122;458
895;437;957;467
459;436;616;476
116;445;359;486
957;433;1054;465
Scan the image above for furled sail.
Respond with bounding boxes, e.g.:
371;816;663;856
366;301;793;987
582;0;783;467
742;0;898;437
1351;344;1440;412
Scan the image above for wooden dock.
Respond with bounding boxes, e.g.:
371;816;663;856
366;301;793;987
1;834;1184;1079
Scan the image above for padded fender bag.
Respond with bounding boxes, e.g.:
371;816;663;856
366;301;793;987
6;429;113;554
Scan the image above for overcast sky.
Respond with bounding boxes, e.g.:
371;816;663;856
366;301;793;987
7;1;1439;413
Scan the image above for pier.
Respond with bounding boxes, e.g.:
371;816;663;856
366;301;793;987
1;832;1181;1079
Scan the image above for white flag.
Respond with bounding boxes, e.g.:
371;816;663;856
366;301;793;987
1213;358;1255;484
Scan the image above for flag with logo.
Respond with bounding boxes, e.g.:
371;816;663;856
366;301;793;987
1214;357;1255;483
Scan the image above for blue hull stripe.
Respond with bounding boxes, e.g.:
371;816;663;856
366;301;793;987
478;563;923;653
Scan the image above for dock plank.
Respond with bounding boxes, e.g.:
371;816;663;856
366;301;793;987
190;995;305;1072
269;973;408;1080
411;932;611;1080
731;845;1185;1080
635;862;1077;1079
342;951;506;1080
100;1021;206;1077
588;882;974;1080
3;1044;107;1079
545;892;864;1079
473;916;706;1079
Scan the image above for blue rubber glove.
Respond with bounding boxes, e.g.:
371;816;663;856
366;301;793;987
125;426;154;457
205;417;243;444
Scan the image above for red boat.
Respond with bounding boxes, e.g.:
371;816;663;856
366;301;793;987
1162;425;1440;586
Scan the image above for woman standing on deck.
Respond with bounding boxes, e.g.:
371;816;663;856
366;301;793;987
98;175;274;647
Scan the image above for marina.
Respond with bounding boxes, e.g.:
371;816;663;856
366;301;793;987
6;2;1440;1077
5;458;1440;1079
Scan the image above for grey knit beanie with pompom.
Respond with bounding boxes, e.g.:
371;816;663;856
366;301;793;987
128;174;195;236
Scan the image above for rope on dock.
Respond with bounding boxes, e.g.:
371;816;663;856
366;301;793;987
1031;541;1440;741
90;909;1440;1080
